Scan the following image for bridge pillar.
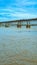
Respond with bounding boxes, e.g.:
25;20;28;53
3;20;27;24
5;23;10;27
0;23;2;27
17;21;22;28
26;21;31;28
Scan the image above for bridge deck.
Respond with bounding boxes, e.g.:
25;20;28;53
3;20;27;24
0;18;37;23
0;18;37;28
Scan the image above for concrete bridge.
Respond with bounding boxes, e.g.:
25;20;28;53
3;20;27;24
0;18;37;28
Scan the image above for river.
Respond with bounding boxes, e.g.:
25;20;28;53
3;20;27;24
0;26;37;65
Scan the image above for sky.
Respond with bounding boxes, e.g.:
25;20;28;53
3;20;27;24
0;0;37;21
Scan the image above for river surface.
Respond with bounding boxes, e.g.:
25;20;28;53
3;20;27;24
0;26;37;65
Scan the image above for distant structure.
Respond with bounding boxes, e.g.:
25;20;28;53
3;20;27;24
0;18;37;28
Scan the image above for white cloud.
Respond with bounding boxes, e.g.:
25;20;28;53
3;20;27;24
15;0;37;7
0;8;37;22
0;0;37;22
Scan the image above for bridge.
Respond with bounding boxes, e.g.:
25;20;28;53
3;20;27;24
0;18;37;28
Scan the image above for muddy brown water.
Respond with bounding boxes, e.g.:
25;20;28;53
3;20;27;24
0;26;37;65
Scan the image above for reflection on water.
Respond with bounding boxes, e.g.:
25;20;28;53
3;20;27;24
0;26;37;65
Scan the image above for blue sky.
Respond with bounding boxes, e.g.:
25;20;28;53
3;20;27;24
0;0;37;21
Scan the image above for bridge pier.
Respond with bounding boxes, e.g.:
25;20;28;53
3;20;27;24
17;22;22;28
5;23;10;27
0;23;2;27
26;21;31;28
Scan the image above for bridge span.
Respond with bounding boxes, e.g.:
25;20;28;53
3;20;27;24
0;18;37;28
